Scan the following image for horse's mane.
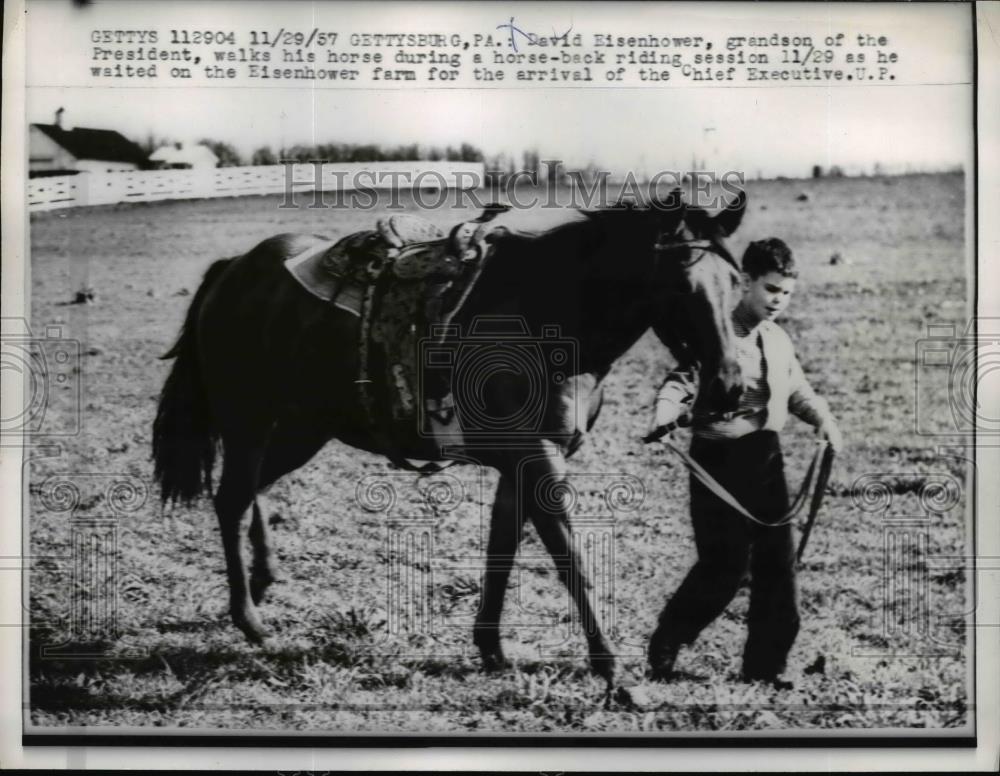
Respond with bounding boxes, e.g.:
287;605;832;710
486;205;664;282
461;206;661;327
488;210;610;270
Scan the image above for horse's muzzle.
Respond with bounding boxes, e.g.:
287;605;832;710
707;358;744;414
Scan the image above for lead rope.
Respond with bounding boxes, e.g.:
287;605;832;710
795;441;836;562
653;432;835;560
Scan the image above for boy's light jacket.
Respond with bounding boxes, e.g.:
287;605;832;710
656;320;833;438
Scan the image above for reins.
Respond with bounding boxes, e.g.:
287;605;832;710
648;429;835;561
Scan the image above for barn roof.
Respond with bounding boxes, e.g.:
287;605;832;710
32;123;148;166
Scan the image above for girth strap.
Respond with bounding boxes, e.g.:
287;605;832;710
353;237;500;473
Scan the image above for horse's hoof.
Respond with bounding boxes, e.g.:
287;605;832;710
589;653;617;685
249;574;276;605
648;666;676;684
473;627;509;673
480;651;511;674
241;624;268;645
609;684;655;710
235;612;268;644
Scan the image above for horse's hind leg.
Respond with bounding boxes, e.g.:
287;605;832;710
247;421;332;605
215;437;268;643
474;475;524;672
248;499;277;606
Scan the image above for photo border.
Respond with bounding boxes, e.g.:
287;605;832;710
2;0;997;769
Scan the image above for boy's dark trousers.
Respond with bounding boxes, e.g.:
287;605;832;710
650;429;800;679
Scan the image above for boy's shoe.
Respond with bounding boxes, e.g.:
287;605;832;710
742;670;794;691
647;638;681;683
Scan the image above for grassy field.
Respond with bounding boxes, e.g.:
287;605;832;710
25;172;971;735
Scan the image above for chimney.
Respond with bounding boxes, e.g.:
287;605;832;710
55;107;64;128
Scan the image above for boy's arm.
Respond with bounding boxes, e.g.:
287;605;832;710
647;367;697;439
788;352;843;452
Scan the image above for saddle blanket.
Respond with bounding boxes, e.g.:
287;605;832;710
283;240;364;316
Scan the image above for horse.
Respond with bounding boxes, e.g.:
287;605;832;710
152;189;747;689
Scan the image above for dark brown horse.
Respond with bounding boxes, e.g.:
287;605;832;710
152;190;747;688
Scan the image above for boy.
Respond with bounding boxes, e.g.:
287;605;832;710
647;238;842;689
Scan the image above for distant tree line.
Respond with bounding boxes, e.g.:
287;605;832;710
811;164;846;179
249;142;485;166
135;133;959;179
137;134;486;168
201;139;244;167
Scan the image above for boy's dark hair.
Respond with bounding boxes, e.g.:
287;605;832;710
741;238;798;279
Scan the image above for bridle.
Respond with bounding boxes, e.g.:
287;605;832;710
654;237;741;272
648;236;740;366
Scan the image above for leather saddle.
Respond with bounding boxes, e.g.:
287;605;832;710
284;206;510;311
282;205;512;467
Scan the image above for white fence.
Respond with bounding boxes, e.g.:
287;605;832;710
27;161;486;212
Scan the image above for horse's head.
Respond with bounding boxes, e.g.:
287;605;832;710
483;192;745;412
647;188;747;413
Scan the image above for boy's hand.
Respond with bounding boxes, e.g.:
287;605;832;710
643;421;676;444
643;408;692;444
817;419;843;454
646;374;695;444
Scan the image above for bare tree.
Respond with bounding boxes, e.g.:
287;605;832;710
522;148;540;175
251;146;278;165
200;139;244;167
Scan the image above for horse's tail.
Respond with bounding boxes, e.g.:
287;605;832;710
152;258;232;505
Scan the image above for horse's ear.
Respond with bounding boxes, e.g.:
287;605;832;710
663;187;684;211
475;202;512;223
654;188;686;224
614;195;639;210
713;189;747;236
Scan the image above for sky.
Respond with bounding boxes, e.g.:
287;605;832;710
26;85;972;178
23;0;974;178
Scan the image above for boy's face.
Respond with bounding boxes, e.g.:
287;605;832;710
740;271;797;323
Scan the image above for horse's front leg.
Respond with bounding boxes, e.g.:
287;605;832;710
520;441;617;687
473;475;523;672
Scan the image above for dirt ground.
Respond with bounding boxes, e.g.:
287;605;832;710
24;173;971;735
